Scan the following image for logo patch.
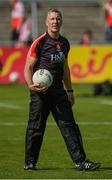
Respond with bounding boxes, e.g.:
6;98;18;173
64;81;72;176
51;52;65;63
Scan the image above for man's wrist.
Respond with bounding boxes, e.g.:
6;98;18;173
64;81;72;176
67;89;74;93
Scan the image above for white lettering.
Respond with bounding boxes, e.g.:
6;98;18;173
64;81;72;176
51;52;65;63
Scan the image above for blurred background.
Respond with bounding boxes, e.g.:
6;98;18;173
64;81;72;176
0;0;107;44
1;0;112;96
1;1;112;179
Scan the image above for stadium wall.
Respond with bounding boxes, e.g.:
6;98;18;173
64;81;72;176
0;0;105;44
0;45;112;84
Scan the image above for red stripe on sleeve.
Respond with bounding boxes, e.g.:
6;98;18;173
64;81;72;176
27;32;46;58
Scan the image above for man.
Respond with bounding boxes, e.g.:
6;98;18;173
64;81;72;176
24;8;101;171
104;0;112;42
80;29;93;45
10;0;25;44
16;14;32;47
80;29;103;96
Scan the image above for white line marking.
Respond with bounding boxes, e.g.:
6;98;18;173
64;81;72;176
99;100;112;106
0;122;26;126
0;102;21;109
79;122;112;125
0;136;111;141
0;121;112;126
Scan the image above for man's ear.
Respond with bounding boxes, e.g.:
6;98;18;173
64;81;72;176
45;19;48;27
60;20;63;26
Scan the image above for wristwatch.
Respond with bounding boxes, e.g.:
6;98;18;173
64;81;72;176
67;89;74;93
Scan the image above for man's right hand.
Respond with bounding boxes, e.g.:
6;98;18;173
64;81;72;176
29;84;48;92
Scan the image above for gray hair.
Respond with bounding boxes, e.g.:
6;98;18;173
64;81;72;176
47;8;62;18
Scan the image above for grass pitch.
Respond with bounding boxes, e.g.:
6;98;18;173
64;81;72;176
0;84;112;179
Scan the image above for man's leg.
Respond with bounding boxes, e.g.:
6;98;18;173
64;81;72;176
51;91;86;163
51;90;100;170
24;92;50;169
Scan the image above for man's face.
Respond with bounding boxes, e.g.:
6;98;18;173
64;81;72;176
46;12;62;33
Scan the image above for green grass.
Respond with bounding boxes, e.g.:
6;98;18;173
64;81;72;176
0;84;112;179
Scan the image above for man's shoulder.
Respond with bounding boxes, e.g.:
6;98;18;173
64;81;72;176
59;35;70;44
31;32;47;47
34;32;47;42
60;34;68;41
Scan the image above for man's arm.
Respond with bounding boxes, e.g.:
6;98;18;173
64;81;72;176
63;59;75;106
24;56;47;92
24;56;35;86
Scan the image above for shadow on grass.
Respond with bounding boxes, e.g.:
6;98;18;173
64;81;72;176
24;166;112;172
37;167;69;171
24;168;61;172
100;167;112;170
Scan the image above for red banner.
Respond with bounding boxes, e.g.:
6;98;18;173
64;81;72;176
2;45;112;84
0;47;29;84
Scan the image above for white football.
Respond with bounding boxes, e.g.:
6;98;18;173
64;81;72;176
9;71;20;83
32;69;53;88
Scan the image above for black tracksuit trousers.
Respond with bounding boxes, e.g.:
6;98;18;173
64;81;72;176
25;89;86;165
